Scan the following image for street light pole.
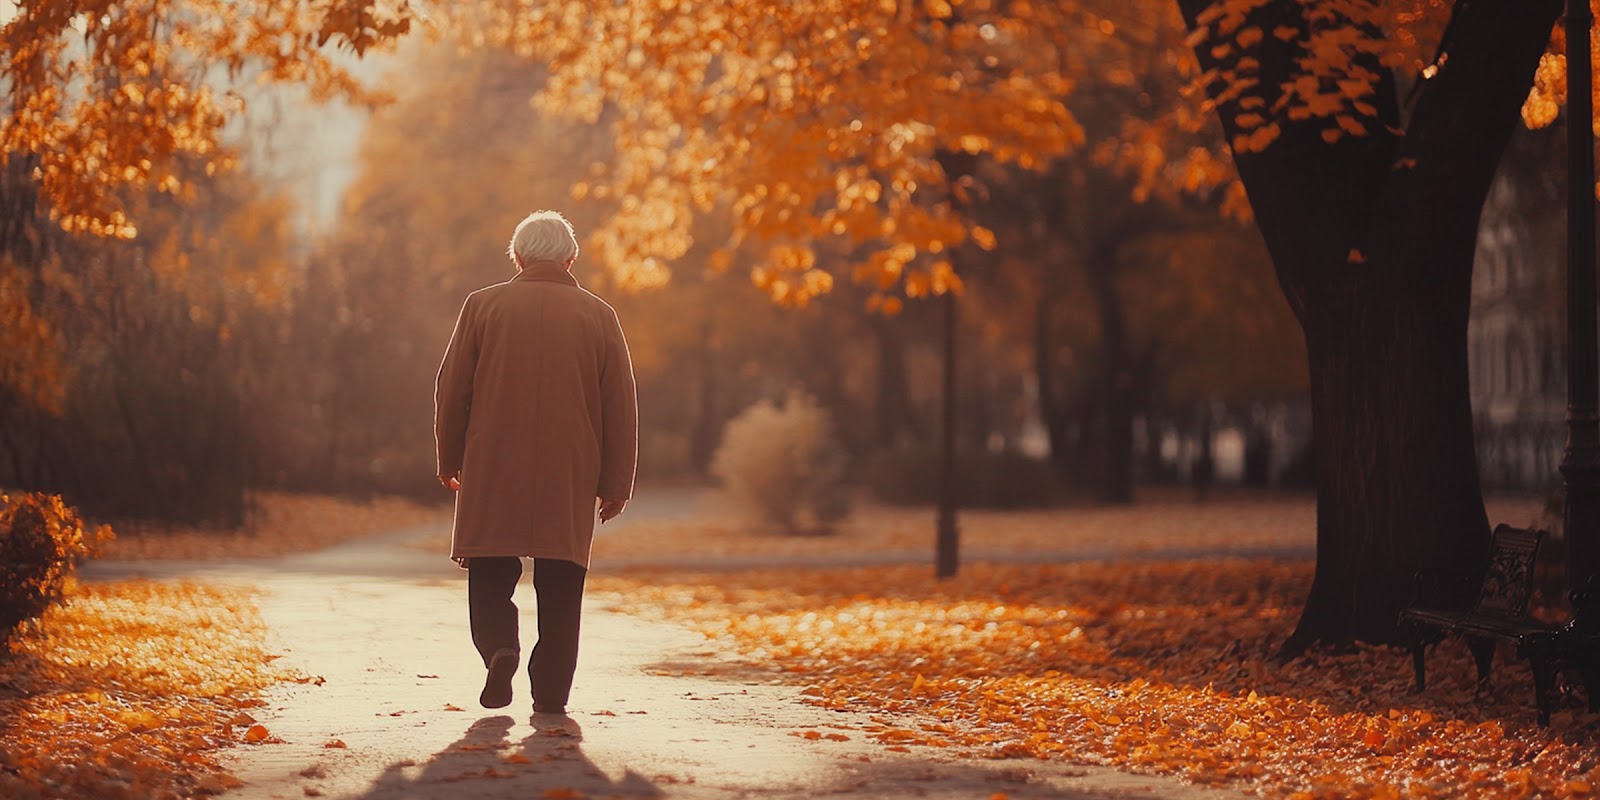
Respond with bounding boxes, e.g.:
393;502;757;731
936;287;960;578
1562;0;1600;608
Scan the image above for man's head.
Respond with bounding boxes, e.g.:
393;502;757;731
508;211;579;270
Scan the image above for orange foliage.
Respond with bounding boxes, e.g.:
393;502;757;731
0;580;281;799
100;491;447;560
468;0;1112;305
1;0;417;238
592;560;1599;798
0;264;67;414
1186;0;1451;155
0;492;111;646
1188;1;1600;159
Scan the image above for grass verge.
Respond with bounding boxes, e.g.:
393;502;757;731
0;580;286;799
101;492;449;561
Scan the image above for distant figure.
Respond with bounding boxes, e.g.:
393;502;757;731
434;211;638;713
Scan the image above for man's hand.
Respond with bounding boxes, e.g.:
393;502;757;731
438;471;461;491
597;497;627;524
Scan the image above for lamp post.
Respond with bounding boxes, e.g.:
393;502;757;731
936;286;960;578
933;154;980;580
1562;0;1600;608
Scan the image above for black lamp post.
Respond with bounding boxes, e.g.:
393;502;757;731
1562;0;1600;609
936;287;959;578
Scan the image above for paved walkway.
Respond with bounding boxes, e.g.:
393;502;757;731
86;502;1255;799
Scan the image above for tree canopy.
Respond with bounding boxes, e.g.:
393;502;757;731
1;0;414;240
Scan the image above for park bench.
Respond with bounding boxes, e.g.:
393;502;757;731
1521;574;1600;722
1396;524;1561;724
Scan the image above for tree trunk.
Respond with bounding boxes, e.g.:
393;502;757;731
1290;265;1489;649
1034;291;1073;470
1088;245;1135;504
1176;0;1562;651
872;315;920;449
690;316;720;475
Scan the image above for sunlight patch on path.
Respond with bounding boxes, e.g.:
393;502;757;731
213;572;1248;799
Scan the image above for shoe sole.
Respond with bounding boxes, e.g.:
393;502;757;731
479;652;518;709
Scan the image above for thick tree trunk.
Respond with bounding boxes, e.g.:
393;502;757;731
1290;266;1489;649
1176;0;1562;651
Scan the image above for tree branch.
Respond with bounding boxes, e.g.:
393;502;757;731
1174;0;1400;315
1371;0;1561;285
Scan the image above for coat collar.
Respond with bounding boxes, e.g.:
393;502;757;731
511;261;580;287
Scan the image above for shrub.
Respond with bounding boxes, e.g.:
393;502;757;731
711;389;852;534
867;448;1065;508
0;492;111;649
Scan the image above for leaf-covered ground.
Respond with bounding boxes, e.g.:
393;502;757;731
101;492;449;561
589;560;1600;799
0;581;285;799
589;489;1549;564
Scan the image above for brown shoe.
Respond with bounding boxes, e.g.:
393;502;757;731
479;649;518;709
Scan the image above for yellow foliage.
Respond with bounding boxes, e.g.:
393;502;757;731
2;0;417;238
0;579;279;798
1523;51;1567;130
466;0;1092;302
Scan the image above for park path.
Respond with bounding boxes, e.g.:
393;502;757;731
85;490;1257;800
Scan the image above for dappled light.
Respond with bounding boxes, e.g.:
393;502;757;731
593;560;1600;798
1;0;1593;797
0;581;281;798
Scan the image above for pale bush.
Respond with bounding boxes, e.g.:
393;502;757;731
711;389;851;534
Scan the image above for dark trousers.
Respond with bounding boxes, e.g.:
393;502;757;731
467;556;588;708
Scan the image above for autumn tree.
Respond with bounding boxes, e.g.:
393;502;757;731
0;1;420;518
463;0;1109;303
475;0;1303;502
289;42;902;492
1176;0;1563;651
0;163;294;522
456;0;1588;652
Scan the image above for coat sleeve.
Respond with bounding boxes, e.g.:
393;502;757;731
597;306;639;500
434;295;480;476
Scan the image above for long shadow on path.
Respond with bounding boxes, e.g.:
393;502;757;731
356;715;661;799
77;488;1256;800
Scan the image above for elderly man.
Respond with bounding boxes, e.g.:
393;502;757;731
434;210;638;713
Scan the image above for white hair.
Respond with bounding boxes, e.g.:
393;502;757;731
508;211;579;267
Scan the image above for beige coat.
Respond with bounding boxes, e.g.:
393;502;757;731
434;263;638;567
